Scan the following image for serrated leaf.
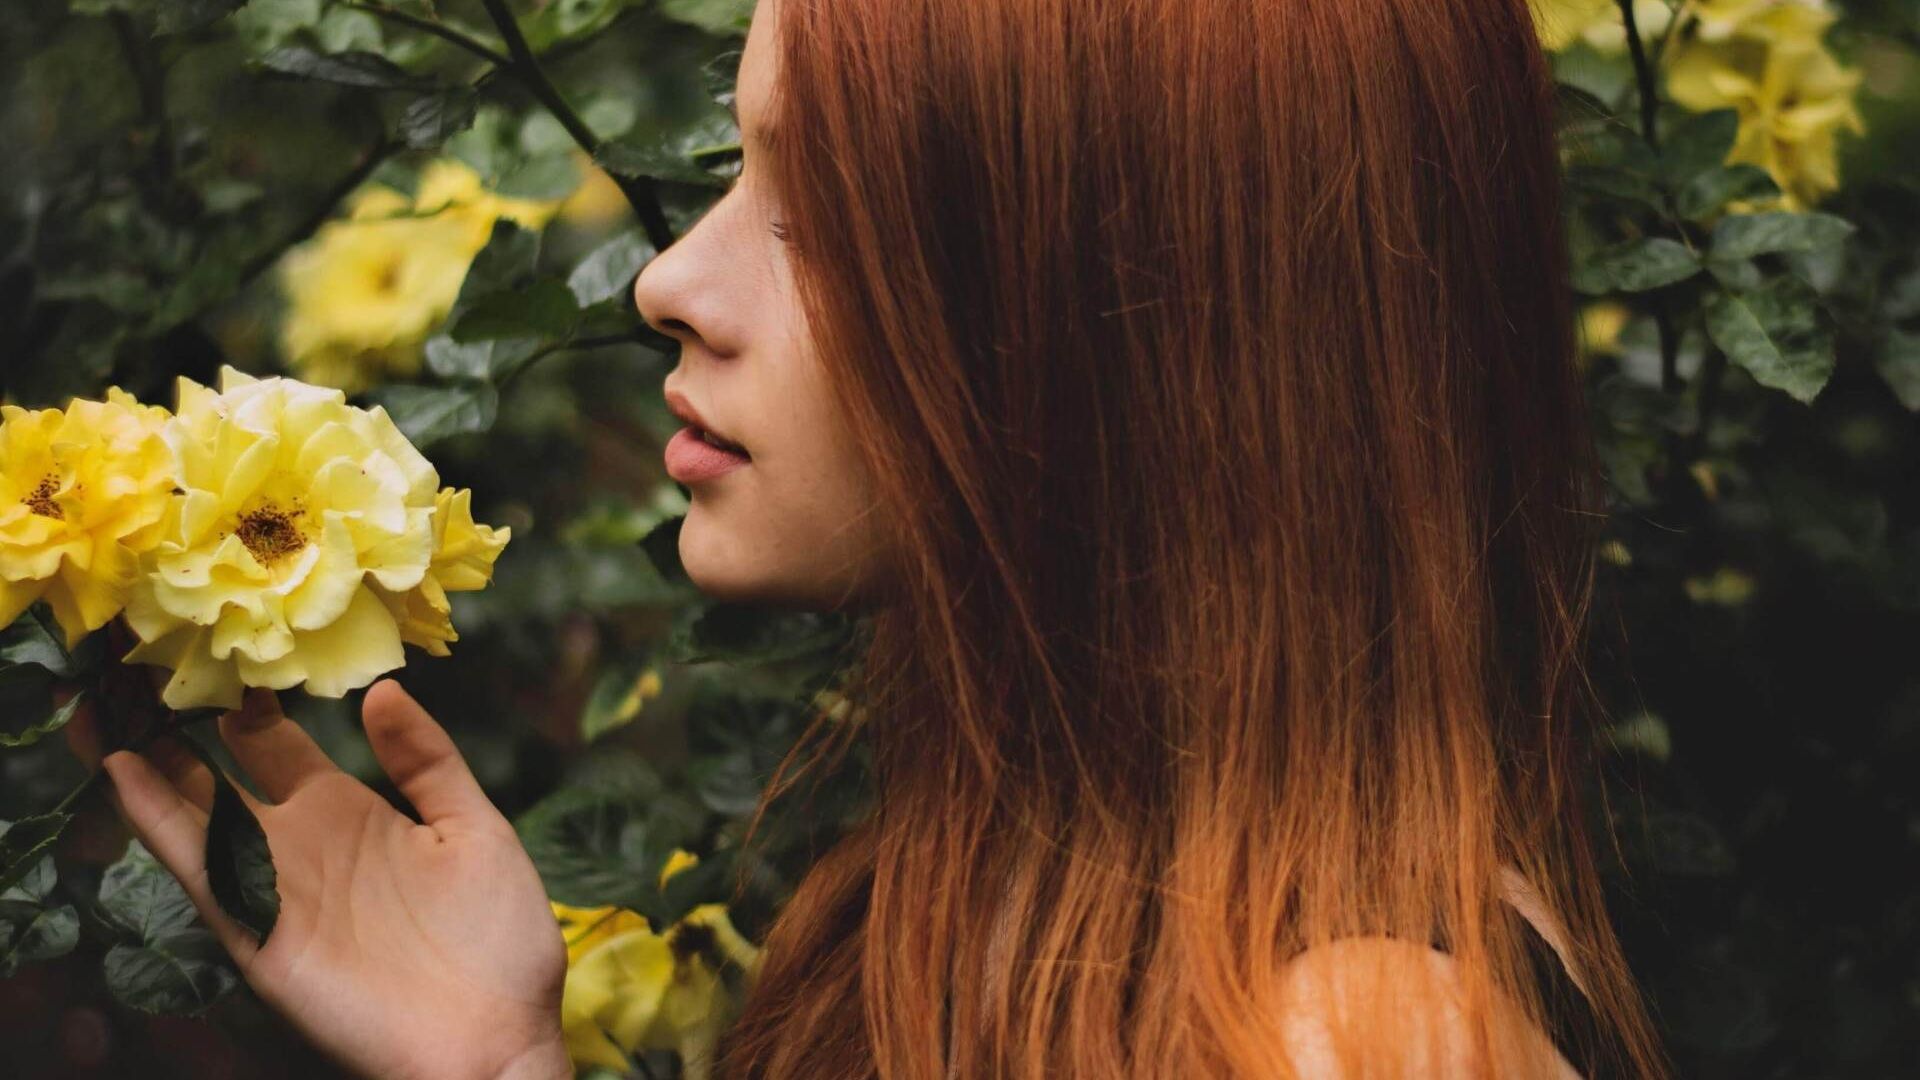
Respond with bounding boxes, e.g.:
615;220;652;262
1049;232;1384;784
568;230;655;307
184;739;278;945
1703;280;1835;405
256;46;435;91
1571;237;1701;295
656;0;754;36
493;152;581;201
98;839;244;1015
580;659;663;745
1711;212;1856;261
594;138;729;189
454;221;540;311
0;899;80;978
1;689;85;749
367;382;500;447
0;813;72;897
424;333;543;381
398;89;479;150
1655;109;1741;186
0;605;77;677
666;603;855;667
639;515;689;585
1676;165;1780;223
451;278;580;342
1872;327;1920;411
514;783;703;919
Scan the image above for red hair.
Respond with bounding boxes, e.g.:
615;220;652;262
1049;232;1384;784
723;0;1667;1075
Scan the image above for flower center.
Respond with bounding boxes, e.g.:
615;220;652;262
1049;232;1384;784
236;503;306;565
667;922;718;966
21;474;63;520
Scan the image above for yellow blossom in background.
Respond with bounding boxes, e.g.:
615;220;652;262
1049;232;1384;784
1530;0;1672;54
550;865;762;1080
1665;1;1865;211
278;186;484;395
0;390;174;646
371;487;511;657
1576;300;1633;369
658;848;700;890
278;158;572;395
556;150;633;230
122;367;505;709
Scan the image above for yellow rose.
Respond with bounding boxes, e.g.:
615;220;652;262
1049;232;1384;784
413;157;568;235
1665;1;1865;211
371;486;511;657
0;389;175;647
278;201;484;395
122;367;444;710
556;151;632;230
1530;0;1671;53
549;899;762;1080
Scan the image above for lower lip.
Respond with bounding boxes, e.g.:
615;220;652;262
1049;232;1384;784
665;426;752;483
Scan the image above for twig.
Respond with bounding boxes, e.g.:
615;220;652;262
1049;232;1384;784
343;2;514;69
235;136;401;289
497;330;652;394
1616;0;1662;152
473;0;677;252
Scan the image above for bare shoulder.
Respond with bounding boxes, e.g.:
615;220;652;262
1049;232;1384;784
1273;936;1584;1079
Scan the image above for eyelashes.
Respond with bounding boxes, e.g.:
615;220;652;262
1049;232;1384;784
769;220;792;242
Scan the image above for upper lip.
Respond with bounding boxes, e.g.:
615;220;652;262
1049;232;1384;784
664;389;748;454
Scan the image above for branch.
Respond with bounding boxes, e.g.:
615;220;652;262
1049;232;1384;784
473;0;677;252
497;330;652;394
236;136;402;289
343;2;514;69
1616;0;1662;151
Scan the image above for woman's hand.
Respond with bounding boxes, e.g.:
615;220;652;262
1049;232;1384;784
65;681;573;1080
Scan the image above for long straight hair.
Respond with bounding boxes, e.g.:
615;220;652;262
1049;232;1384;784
721;0;1666;1075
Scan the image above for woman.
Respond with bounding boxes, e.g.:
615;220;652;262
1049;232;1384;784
68;0;1669;1075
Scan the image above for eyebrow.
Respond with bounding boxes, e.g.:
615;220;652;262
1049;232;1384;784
726;98;778;148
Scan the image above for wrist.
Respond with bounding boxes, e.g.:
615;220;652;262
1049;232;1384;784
490;1038;572;1080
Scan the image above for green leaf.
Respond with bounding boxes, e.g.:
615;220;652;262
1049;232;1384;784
0;605;77;677
181;739;279;945
0;689;85;749
367;382;500;447
1571;237;1702;295
1872;327;1920;411
424;333;543;382
256;46;435;91
155;0;247;34
454;221;540;310
580;658;662;745
1676;165;1780;223
398;88;479;150
451;278;580;342
1703;279;1836;405
1703;253;1764;292
493;152;582;202
514;779;703;919
0;813;72;897
655;0;755;35
568;230;655;307
1711;211;1856;261
0;827;80;977
99;840;242;1015
1654;108;1741;187
666;604;856;667
639;515;689;585
594;134;731;190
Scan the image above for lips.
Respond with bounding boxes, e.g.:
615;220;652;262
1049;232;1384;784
664;388;748;457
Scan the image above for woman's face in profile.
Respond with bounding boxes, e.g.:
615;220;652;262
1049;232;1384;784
634;0;890;614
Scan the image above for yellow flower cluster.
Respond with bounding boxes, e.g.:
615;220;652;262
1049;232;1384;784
0;390;174;648
0;368;509;710
1531;0;1864;212
278;159;569;395
1664;0;1864;211
551;852;762;1080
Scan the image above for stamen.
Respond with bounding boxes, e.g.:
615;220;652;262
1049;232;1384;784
22;474;63;520
236;503;307;565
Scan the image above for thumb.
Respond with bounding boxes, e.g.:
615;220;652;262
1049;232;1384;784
361;679;498;834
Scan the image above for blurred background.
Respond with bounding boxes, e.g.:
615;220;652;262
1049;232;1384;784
2;0;1918;1076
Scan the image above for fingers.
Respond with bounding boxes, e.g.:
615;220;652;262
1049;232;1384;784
217;688;338;804
361;679;497;833
100;749;261;969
